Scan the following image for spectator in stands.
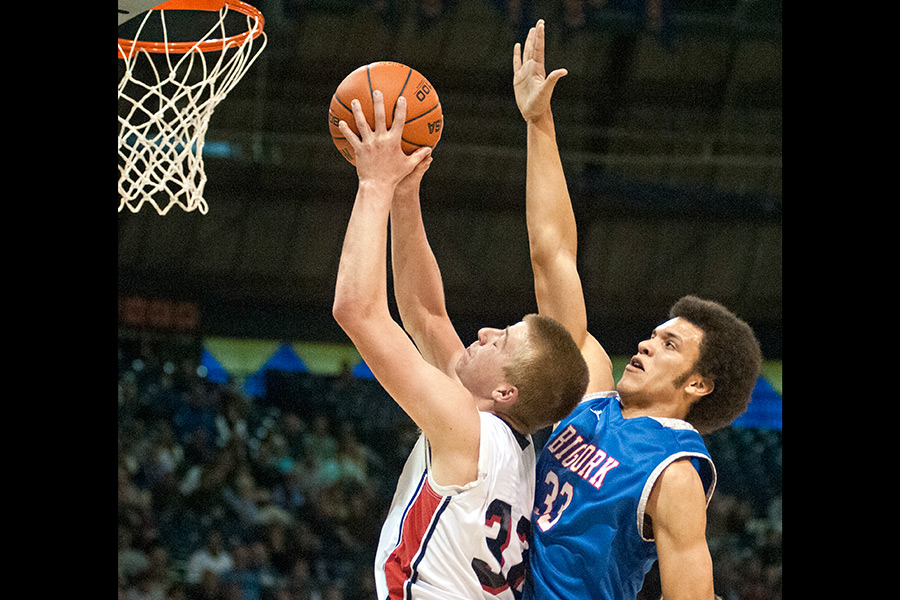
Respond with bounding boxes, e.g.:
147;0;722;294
291;452;328;501
270;461;307;517
222;468;266;526
247;425;288;492
185;529;232;586
185;569;225;600
219;541;263;600
118;525;149;588
320;582;346;600
172;381;219;450
118;461;158;548
332;422;374;485
141;544;176;598
164;583;188;600
126;568;166;600
280;412;308;458
252;522;287;579
139;421;185;514
248;540;281;592
283;556;322;600
302;414;337;466
285;520;324;580
216;387;251;446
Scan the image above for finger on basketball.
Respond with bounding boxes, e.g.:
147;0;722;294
372;90;387;132
337;120;354;144
391;96;408;134
350;99;371;139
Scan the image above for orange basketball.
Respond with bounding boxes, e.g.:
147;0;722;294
328;61;443;165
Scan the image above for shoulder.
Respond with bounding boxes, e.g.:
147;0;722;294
647;459;708;520
656;459;705;493
567;391;618;420
638;423;715;509
640;458;709;541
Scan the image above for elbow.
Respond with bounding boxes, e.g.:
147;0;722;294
332;290;359;332
529;235;577;273
529;234;562;267
528;243;550;270
333;288;382;335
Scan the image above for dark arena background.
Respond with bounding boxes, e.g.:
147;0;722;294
118;0;781;598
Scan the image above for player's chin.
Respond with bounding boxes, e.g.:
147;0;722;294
454;351;469;374
615;371;639;394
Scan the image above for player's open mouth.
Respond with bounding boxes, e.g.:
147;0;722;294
628;356;644;372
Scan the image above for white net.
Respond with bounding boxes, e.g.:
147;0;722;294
118;4;267;214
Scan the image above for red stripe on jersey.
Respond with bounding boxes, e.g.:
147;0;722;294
384;477;448;598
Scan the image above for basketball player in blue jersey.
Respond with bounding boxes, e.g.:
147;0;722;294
513;21;763;600
333;91;588;599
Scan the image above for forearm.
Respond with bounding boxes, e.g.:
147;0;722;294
333;181;394;331
390;185;455;365
524;111;588;335
391;187;447;317
525;112;578;272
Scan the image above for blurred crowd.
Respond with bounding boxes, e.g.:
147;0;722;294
117;335;781;600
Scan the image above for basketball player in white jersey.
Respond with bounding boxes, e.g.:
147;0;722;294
333;92;588;599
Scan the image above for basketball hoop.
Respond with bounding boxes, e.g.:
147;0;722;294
118;0;267;214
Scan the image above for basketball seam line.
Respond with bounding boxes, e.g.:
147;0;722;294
404;102;441;124
400;137;431;148
393;66;413;120
333;94;352;114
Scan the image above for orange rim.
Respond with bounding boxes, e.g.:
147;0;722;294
118;0;265;59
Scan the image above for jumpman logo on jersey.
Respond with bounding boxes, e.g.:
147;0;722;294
590;408;603;420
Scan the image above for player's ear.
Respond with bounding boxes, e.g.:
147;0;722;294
684;375;714;400
492;384;518;406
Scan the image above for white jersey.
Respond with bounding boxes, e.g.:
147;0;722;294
374;411;535;600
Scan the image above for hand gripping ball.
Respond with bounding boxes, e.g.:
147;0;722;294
328;61;443;165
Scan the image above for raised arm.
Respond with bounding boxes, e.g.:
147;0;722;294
513;20;615;393
332;92;480;485
390;158;466;374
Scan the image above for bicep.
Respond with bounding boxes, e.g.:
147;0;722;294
647;460;716;600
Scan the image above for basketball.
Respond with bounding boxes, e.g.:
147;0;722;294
328;61;443;165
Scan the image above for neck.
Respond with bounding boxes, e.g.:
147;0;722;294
497;412;530;435
481;402;530;435
493;413;533;450
618;393;690;423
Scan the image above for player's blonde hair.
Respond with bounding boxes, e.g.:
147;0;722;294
504;314;589;433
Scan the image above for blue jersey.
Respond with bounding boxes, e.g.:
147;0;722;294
523;392;716;600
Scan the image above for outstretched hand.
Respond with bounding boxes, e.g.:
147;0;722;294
338;91;432;188
513;19;568;123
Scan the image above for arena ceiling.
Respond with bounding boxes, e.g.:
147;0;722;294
118;0;782;360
